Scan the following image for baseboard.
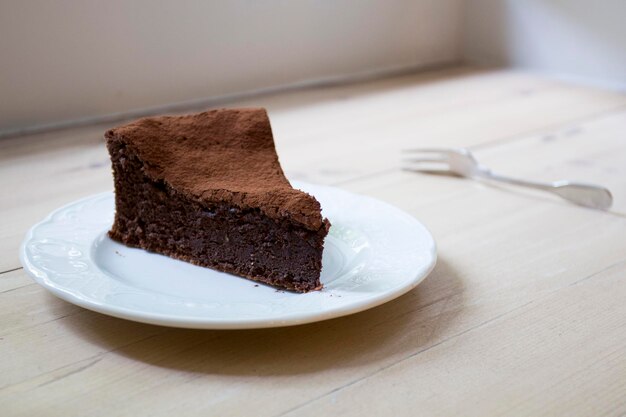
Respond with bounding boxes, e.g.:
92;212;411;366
0;61;461;140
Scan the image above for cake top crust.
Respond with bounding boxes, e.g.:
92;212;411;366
105;108;325;230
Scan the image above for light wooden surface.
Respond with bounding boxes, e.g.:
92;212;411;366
1;66;626;416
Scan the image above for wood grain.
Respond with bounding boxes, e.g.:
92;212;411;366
1;66;625;416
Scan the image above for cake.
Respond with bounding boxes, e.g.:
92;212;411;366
104;108;330;292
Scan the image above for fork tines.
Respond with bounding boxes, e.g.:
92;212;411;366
401;148;452;173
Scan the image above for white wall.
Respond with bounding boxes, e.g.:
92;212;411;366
464;0;626;90
0;0;463;135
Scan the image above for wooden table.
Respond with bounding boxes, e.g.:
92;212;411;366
2;66;626;416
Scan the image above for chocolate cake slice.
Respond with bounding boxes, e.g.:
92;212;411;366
105;108;330;292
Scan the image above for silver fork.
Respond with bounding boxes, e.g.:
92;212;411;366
403;147;613;210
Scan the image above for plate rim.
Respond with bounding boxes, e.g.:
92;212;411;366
20;184;437;329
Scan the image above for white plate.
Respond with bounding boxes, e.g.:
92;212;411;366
20;182;436;329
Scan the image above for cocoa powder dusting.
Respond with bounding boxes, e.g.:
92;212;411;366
104;108;326;231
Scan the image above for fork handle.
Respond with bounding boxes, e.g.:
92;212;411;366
477;171;613;210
